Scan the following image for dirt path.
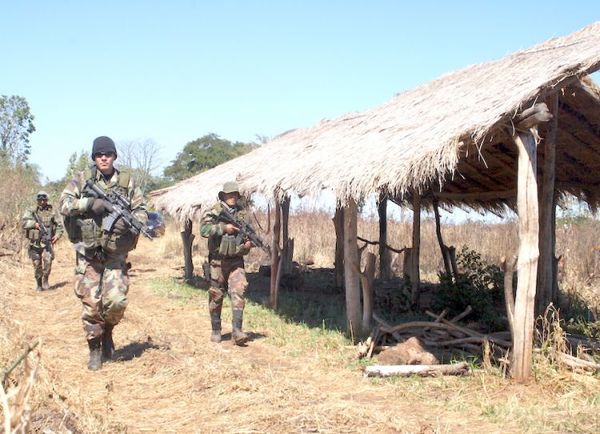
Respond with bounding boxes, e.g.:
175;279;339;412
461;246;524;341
1;241;497;433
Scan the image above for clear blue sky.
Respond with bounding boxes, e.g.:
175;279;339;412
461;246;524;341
2;0;599;182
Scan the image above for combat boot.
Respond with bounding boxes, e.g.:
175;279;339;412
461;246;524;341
231;310;248;346
87;337;102;371
102;324;114;360
42;275;50;291
210;312;222;343
35;277;43;292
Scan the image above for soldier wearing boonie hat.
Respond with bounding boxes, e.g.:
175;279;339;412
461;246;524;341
200;181;253;345
21;191;64;291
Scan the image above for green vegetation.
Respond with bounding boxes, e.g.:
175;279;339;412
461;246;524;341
163;133;258;182
147;277;350;359
0;95;35;164
432;246;506;331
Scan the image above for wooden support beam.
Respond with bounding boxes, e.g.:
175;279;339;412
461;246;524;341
343;198;362;340
333;206;344;289
511;130;540;383
269;194;281;309
434;189;516;203
411;192;421;307
180;218;195;282
280;196;292;275
360;252;376;334
537;94;558;316
377;192;392;280
432;198;452;277
515;103;552;129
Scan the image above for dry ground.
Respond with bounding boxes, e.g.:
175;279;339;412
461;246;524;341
1;235;599;433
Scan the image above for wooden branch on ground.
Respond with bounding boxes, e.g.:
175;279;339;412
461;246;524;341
557;352;600;371
364;362;470;378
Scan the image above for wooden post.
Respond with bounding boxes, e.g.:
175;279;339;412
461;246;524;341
411;192;421;307
360;252;376;334
180;218;195;282
378;192;392;280
433;197;452;277
512;130;540;382
343;198;361;340
333;206;344;289
280;196;292;274
537;94;558;317
270;194;281;309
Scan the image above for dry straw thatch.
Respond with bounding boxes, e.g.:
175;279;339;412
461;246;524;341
152;22;600;222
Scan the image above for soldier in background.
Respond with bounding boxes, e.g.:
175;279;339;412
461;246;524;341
200;181;253;345
59;136;147;371
22;191;64;291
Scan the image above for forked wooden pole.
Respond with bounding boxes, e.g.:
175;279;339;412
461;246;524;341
269;194;282;309
411;192;421;307
378;192;392;280
343;198;361;340
512;130;540;382
537;94;558;316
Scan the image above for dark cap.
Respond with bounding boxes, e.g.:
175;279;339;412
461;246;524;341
91;136;117;160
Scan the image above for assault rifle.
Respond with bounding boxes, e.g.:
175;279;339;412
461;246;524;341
32;212;54;256
84;180;153;240
219;201;270;254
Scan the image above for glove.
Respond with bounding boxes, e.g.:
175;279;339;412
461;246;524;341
88;198;113;215
112;218;129;235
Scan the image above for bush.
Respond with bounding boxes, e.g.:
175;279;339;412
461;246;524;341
432;246;506;331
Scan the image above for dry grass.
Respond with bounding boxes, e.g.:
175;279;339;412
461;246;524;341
1;209;599;432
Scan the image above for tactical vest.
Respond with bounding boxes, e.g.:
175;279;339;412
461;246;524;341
65;166;135;256
206;203;249;259
25;206;55;243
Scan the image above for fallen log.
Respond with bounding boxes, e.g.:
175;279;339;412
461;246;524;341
364;362;470;378
557;352;600;371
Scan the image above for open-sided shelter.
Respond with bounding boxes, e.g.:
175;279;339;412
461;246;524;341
152;22;600;381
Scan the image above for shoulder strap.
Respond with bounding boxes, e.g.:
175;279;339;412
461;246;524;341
84;164;96;181
118;170;131;190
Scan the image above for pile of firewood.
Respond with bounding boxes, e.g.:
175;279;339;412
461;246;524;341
358;306;511;362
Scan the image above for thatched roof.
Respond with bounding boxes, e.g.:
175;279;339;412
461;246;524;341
152;22;600;222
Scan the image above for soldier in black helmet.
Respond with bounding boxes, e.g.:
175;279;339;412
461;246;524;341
59;136;148;371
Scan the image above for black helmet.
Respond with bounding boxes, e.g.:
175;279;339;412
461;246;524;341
91;136;117;160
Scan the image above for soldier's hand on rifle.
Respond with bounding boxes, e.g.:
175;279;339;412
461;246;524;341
224;223;239;235
51;235;59;244
34;223;40;230
88;198;113;216
113;218;129;235
243;240;253;250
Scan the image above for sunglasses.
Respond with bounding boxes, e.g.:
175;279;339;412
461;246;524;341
94;152;115;158
37;196;48;200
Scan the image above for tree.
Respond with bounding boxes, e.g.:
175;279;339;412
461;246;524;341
163;133;258;182
0;95;36;164
118;138;161;192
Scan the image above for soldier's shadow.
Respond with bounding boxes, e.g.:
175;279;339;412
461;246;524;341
113;340;164;361
221;331;266;346
47;281;69;291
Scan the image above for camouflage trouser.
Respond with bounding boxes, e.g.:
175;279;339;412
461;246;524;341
208;257;248;316
28;246;53;280
74;253;129;340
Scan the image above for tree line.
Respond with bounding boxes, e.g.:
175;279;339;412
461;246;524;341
1;94;260;195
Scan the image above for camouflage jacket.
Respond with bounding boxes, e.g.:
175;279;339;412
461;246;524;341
200;202;251;259
22;204;64;249
59;166;147;255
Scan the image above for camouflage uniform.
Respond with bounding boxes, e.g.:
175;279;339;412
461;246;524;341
59;167;147;342
200;194;251;344
21;197;64;290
